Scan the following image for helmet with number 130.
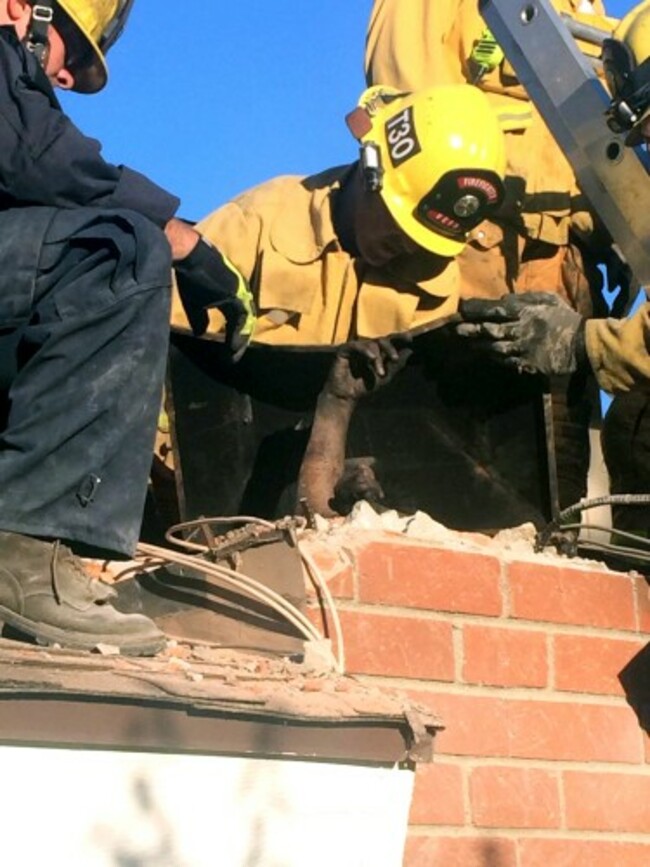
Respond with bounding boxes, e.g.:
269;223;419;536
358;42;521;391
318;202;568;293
346;84;506;257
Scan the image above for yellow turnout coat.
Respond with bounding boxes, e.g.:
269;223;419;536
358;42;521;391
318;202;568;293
171;167;459;346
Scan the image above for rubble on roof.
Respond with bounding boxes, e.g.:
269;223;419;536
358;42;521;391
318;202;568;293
0;636;442;735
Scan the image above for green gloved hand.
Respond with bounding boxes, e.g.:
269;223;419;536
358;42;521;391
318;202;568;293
455;292;588;377
174;237;256;362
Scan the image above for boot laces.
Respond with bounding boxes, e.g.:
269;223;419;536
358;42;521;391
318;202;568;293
49;539;101;605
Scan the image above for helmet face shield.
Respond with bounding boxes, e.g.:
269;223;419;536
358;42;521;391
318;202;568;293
415;169;504;242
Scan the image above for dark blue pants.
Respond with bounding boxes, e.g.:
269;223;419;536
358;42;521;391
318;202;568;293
0;207;172;556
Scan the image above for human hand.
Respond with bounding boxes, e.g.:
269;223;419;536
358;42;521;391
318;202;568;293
174;237;256;362
454;292;586;377
325;336;413;401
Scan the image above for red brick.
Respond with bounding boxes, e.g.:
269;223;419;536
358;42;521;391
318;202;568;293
518;839;650;867
357;542;502;616
636;575;650;632
470;766;560;829
338;610;454;680
509;561;636;630
410;691;645;763
409;763;464;825
564;770;650;832
554;634;646;696
305;605;324;632
463;625;547;688
301;540;354;600
404;835;516;867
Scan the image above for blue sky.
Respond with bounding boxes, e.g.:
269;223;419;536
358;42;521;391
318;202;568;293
61;3;373;222
59;0;632;223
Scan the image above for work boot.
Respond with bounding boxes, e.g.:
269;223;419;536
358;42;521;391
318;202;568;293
0;531;167;655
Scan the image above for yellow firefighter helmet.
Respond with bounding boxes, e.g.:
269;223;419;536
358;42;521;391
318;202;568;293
346;84;506;257
27;0;134;93
603;0;650;144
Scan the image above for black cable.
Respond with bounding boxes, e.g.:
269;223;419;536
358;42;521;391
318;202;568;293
538;496;650;569
564;522;650;550
558;493;650;525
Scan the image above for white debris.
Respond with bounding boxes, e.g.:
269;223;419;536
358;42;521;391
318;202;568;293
403;511;458;544
94;643;120;656
316;501;617;571
302;638;338;674
344;500;387;530
491;523;538;554
344;501;461;543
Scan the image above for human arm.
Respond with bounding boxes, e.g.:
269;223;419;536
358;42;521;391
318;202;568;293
454;291;650;395
0;29;256;358
172;229;256;362
585;303;650;393
297;338;412;516
454;293;588;377
0;29;179;224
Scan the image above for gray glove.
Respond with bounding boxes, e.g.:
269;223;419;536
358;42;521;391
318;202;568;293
455;292;587;376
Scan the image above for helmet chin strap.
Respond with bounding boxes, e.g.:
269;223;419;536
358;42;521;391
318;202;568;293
24;1;54;69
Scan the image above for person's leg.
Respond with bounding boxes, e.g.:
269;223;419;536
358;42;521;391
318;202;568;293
0;207;172;555
0;207;171;653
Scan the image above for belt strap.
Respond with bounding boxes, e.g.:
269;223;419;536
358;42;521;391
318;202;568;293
25;1;54;68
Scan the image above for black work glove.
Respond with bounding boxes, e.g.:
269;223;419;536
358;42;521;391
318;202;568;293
454;292;588;377
174;237;256;362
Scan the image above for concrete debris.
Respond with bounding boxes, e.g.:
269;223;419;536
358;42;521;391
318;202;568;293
0;640;443;739
161;642;193;660
491;522;539;553
301;678;325;692
324;499;613;570
94;643;120;657
343;500;474;545
340;500;486;549
302;638;337;674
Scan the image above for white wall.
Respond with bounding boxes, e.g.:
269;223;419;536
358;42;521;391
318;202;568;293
0;745;414;866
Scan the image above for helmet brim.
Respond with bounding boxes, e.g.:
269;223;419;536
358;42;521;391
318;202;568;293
70;56;107;94
59;5;109;94
382;192;466;258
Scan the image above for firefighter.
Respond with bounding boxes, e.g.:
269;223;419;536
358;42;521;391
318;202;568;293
365;0;623;509
174;85;505;347
0;0;254;654
171;84;507;515
365;0;619;309
452;292;650;529
454;0;650;534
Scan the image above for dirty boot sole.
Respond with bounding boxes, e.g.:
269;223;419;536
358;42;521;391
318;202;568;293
0;605;167;656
